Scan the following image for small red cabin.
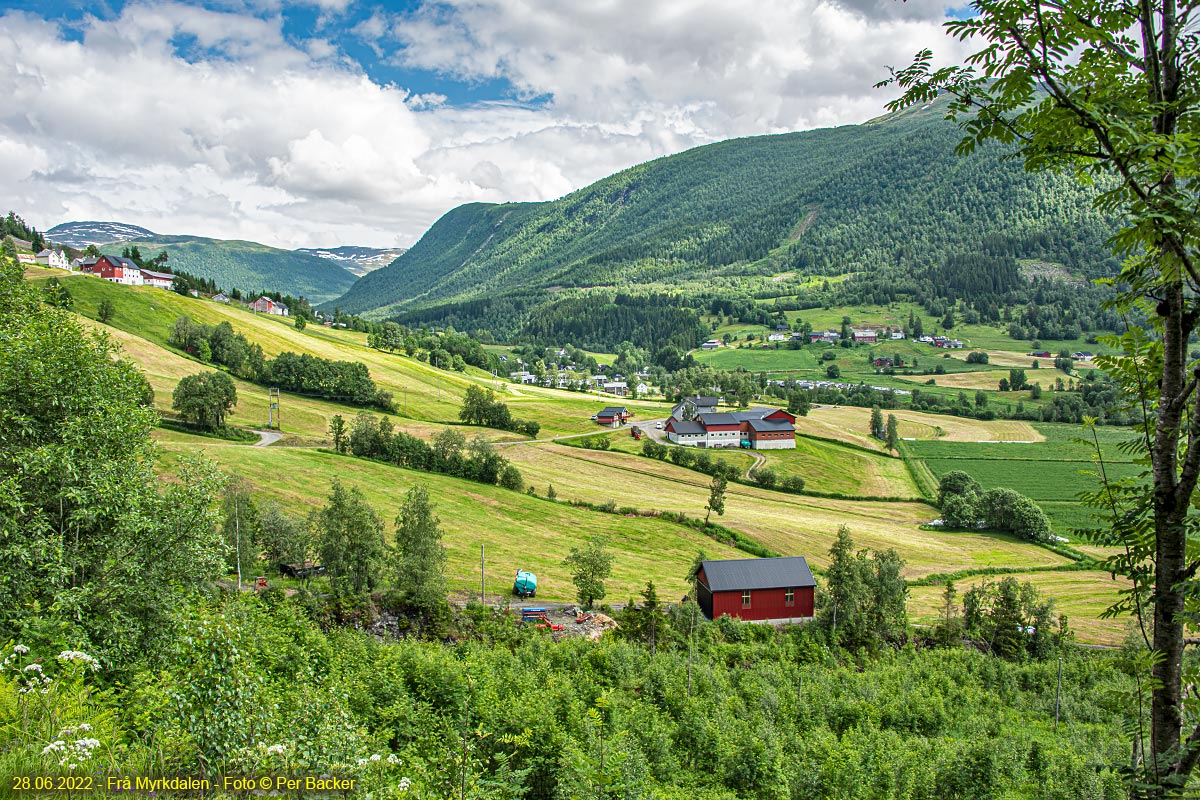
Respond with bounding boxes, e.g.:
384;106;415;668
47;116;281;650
696;556;815;623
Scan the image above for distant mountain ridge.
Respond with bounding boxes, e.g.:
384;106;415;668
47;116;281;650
47;221;156;248
297;245;407;277
330;101;1119;320
99;235;357;302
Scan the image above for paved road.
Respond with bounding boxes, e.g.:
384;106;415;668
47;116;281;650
254;429;282;447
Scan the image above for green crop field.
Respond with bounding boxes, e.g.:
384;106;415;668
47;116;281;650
759;438;922;498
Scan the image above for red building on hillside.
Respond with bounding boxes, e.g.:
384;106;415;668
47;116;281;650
696;556;815;623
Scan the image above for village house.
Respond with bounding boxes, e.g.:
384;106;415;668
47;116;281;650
664;407;797;450
700;340;722;350
251;296;289;316
809;330;840;343
635;381;649;395
602;381;629;396
595;406;631;427
90;255;144;286
671;395;720;420
767;332;788;342
139;268;174;289
211;292;231;303
852;329;878;344
35;249;69;270
890;330;906;340
695;556;816;623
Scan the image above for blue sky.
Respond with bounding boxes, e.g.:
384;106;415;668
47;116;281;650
0;0;968;248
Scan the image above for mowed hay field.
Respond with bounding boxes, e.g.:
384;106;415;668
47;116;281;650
797;405;1044;449
894;369;1022;390
908;570;1131;645
155;435;746;602
757;438;922;498
501;443;1071;578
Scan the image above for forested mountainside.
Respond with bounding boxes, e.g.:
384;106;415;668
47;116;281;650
332;100;1120;325
102;235;357;302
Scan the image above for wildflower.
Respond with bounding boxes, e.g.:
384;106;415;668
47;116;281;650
13;644;29;654
265;744;286;756
356;758;368;767
369;754;381;762
398;777;411;792
23;663;43;673
386;754;400;765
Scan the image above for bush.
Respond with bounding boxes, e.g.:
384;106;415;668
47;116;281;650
966;351;989;364
781;475;806;493
752;468;777;488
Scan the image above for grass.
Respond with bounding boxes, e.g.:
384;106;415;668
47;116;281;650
500;442;1071;579
907;422;1144;533
907;570;1130;646
155;433;747;602
757;438;922;498
798;406;1044;448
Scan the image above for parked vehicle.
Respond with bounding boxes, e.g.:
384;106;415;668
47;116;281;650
631;426;642;440
513;569;537;598
655;421;663;429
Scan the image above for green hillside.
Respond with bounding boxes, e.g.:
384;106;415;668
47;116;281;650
105;235;357;301
333;100;1119;325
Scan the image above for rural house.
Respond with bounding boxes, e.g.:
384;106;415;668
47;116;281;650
852;329;878;343
251;296;290;316
696;556;816;622
595;406;630;427
35;249;69;269
671;395;720;420
91;255;144;286
700;340;722;350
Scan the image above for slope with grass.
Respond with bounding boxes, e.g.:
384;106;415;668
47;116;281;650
155;434;746;602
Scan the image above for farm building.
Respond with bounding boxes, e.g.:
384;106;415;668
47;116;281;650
595;406;630;427
90;255;144;286
139;268;174;289
251;296;290;316
35;249;69;269
700;340;721;350
664;407;796;449
696;556;816;622
852;329;878;343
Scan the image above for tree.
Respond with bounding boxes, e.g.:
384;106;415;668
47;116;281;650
885;7;1200;781
752;468;777;488
885;414;900;450
295;315;306;331
42;278;73;309
1;235;17;264
97;298;114;322
704;473;727;525
393;484;448;616
255;500;312;570
563;539;613;609
172;372;237;430
1008;369;1026;391
328;414;347;452
934;580;963;648
220;476;260;584
825;364;840;379
870;405;885;439
315;479;386;595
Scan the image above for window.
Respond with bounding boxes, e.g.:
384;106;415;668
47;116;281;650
742;589;751;608
785;588;795;606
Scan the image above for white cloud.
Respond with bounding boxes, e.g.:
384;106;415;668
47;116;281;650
0;0;969;249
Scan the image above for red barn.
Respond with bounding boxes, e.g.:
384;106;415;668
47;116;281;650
696;556;815;623
595;406;630;427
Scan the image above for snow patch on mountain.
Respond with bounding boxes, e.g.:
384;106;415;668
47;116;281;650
47;221;157;248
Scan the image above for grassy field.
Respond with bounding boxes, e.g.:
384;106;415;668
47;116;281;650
797;406;1044;448
501;442;1072;579
155;433;746;602
907;570;1131;646
42;273;1130;641
907;422;1143;534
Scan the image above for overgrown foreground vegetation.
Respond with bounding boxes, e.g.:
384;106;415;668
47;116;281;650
1;594;1134;800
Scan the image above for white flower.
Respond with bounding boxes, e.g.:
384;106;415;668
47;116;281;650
386;754;400;765
369;754;381;762
398;776;411;791
41;741;65;755
13;644;29;655
23;663;43;673
265;744;286;756
78;724;92;732
57;651;100;671
356;758;368;767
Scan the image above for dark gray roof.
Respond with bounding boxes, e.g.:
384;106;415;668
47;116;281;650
731;407;775;421
747;418;794;432
701;557;815;591
698;412;738;426
140;268;173;280
598;406;628;416
668;419;705;434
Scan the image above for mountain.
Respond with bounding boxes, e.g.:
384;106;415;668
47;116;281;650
296;245;408;277
47;221;156;248
102;235;357;302
331;101;1119;323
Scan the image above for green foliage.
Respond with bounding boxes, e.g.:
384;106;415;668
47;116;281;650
563;538;614;608
172;371;237;431
43;278;73;309
822;526;909;651
393;484;449;617
314;479;387;595
459;385;539;437
96;297;114;322
704;473;728;524
962;577;1068;662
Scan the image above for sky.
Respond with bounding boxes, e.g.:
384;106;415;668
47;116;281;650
0;0;972;249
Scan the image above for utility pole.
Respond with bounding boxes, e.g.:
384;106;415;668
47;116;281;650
1055;657;1062;732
